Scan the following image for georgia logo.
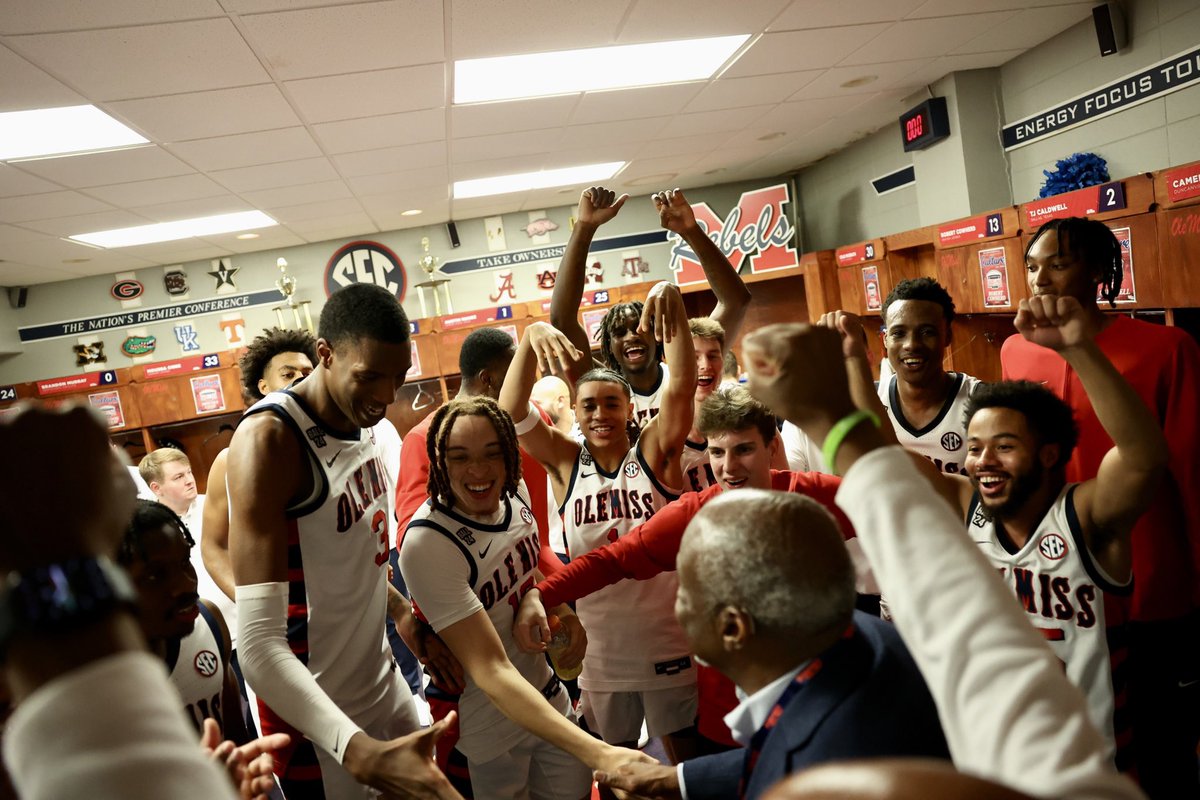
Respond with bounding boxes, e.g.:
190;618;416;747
194;650;220;678
624;462;641;479
520;507;533;525
1038;533;1068;560
111;279;144;300
941;432;963;451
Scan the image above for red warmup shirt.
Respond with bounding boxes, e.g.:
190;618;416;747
394;406;561;577
1002;315;1200;620
536;469;855;746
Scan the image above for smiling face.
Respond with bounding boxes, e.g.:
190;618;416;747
323;336;411;429
1025;228;1098;302
126;521;200;643
965;407;1054;519
575;379;632;449
884;299;949;388
259;350;314;396
694;336;724;403
606;308;659;378
706;427;775;492
445;413;508;517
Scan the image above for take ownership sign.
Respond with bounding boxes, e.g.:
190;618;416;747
1002;44;1200;150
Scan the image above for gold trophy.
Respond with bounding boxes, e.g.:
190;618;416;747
413;236;453;318
273;257;314;333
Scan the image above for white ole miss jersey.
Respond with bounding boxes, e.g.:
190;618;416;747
401;483;572;763
967;485;1131;763
243;390;395;722
680;438;718;494
560;442;694;692
170;603;227;735
631;362;670;430
878;372;981;475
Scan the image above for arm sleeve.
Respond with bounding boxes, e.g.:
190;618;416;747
394;429;431;541
537;494;699;608
3;652;237;800
838;446;1141;800
399;529;484;633
236;582;363;763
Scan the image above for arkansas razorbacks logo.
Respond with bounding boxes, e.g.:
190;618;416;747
669;183;798;284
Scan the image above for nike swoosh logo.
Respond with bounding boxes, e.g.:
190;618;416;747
477;541;492;559
580;471;594;478
325;450;340;468
1179;678;1200;689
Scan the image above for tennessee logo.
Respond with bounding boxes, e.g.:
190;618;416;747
194;650;219;678
669;183;797;284
624;462;640;479
1038;533;1068;560
520;507;534;525
941;432;963;451
111;279;144;300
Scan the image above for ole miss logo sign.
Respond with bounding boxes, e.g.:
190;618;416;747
324;241;407;300
669;183;798;285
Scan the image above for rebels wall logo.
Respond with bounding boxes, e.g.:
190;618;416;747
325;241;406;299
669;183;798;285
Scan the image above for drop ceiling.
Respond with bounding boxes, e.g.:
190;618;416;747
0;0;1093;286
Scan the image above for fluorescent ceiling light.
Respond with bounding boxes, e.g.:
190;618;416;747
0;105;148;161
69;211;277;248
454;35;751;104
454;162;625;199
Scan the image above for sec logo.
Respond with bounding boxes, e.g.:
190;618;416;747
325;241;406;299
1038;533;1068;561
624;462;641;478
520;507;533;525
194;650;219;678
111;279;144;300
941;432;962;451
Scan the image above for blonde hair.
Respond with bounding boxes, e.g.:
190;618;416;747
138;447;190;486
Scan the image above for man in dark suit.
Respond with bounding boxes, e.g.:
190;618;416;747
596;489;949;800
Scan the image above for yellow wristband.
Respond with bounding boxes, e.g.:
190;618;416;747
821;409;880;476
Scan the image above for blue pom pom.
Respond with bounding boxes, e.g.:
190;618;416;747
1039;152;1110;198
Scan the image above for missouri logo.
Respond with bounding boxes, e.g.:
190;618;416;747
194;650;219;678
1038;533;1068;561
941;432;963;451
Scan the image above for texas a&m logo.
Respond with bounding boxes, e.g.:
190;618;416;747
669;183;798;285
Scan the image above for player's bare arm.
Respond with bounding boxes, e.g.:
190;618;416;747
638;282;696;486
1017;295;1168;578
201;598;251;746
550;187;629;384
201;449;235;601
654;188;751;346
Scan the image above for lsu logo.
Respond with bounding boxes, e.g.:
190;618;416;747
941;432;963;451
669;183;797;284
194;650;219;678
1038;533;1068;560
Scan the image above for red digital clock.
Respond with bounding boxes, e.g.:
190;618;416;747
899;97;950;152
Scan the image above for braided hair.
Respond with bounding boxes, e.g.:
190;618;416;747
597;302;664;371
575;368;641;445
426;396;522;512
1025;218;1123;308
118;499;195;567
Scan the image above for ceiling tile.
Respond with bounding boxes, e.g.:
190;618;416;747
685;71;822;113
367;199;451;231
284;64;446;124
129;195;254;222
0;191;114;222
744;95;869;136
312;108;446;154
346;165;449;196
908;0;1084;18
107;85;302;142
570;83;705;125
658;105;774;138
237;1;445;79
359;185;450;212
839;12;1015;66
724;25;891;78
166;128;323;171
789;59;936;100
0;1;225;34
635;132;735;160
220;0;368;11
6;18;270;100
900;50;1024;86
949;4;1091;55
210;157;341;193
770;0;925;30
450;129;562;164
618;0;788;42
0;44;86;112
0;164;63;198
449;153;543;181
450;0;631;59
0;261;79;285
83;173;230;207
241;179;354;209
119;242;234;263
0;225;62;246
332;143;448;178
452;96;578;138
13;146;195;189
557;117;671;150
198;226;308;253
284;212;378;237
266;197;367;223
21;210;156;238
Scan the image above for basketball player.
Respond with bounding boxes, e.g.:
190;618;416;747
401;396;653;799
1005;217;1200;795
680;318;726;493
550;187;750;427
921;293;1167;768
118;499;248;746
500;285;700;763
226;283;455;798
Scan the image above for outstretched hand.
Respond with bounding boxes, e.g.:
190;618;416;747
345;715;464;799
579;186;629;228
594;756;680;800
638;282;683;344
1014;294;1095;351
527;322;584;375
200;718;291;800
743;323;854;428
816;310;869;360
652;188;699;236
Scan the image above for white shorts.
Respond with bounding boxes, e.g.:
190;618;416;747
579;684;698;744
467;721;592;800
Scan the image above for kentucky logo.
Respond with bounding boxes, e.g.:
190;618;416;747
669;183;798;284
174;324;200;352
